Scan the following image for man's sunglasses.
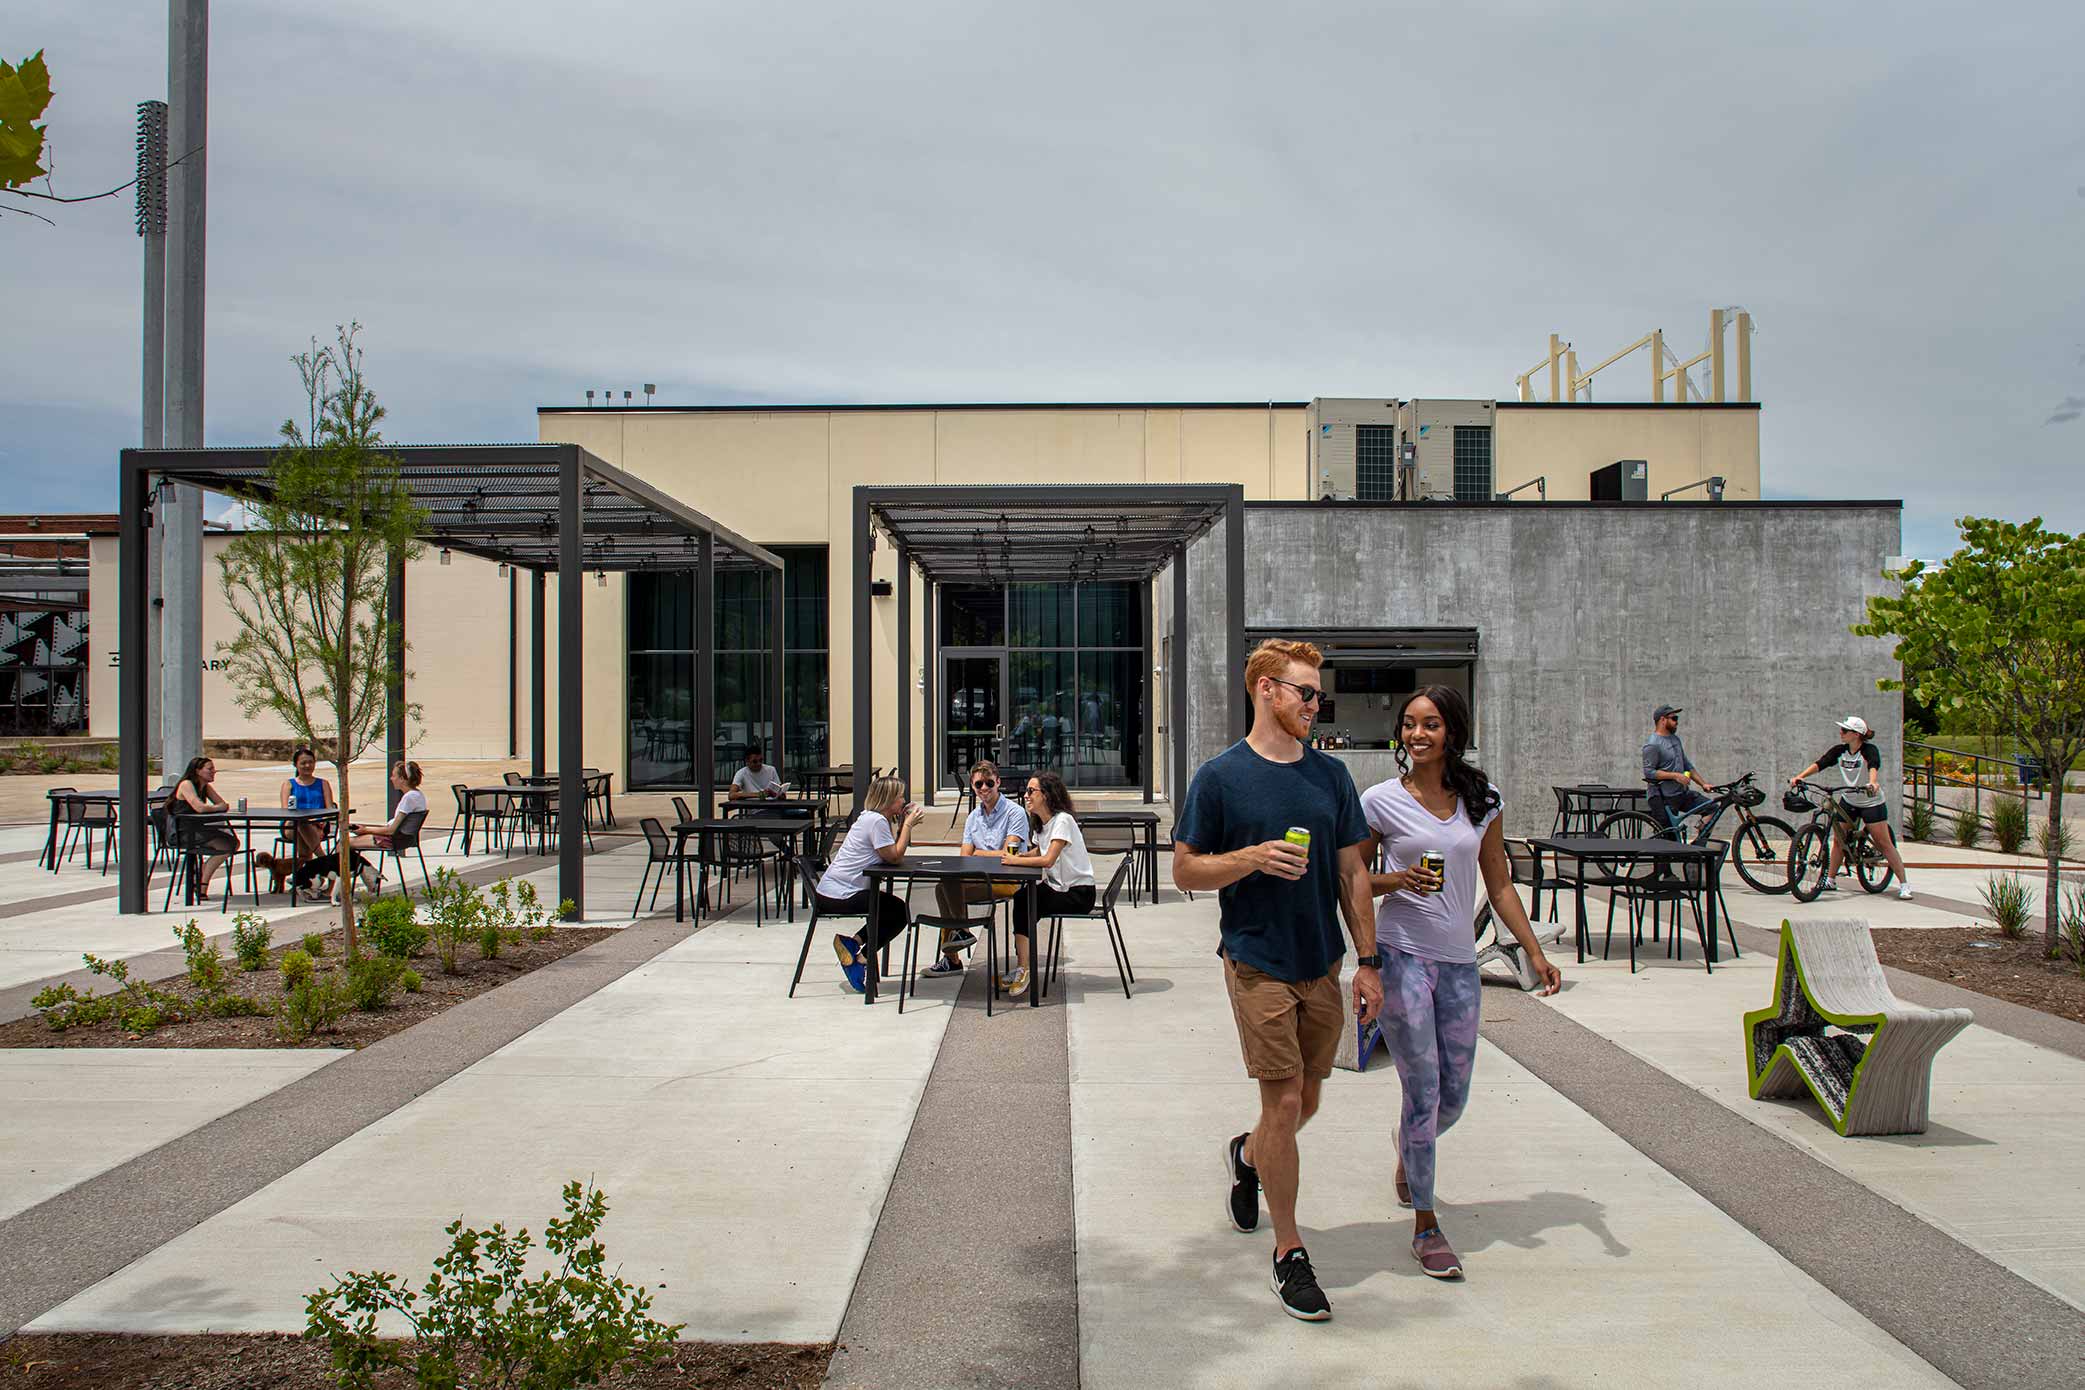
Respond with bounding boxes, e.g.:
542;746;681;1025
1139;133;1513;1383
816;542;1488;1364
972;778;996;789
1267;676;1324;705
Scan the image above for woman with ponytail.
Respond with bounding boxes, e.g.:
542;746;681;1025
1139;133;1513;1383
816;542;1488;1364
1360;686;1560;1281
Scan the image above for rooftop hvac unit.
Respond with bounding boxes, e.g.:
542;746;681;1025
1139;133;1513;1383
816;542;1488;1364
1590;459;1648;502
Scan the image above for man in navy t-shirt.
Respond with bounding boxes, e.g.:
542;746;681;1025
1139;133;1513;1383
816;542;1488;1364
1174;638;1381;1323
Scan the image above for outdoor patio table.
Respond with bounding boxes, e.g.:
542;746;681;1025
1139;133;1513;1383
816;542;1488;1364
719;796;826;822
672;816;822;924
515;772;617;828
42;788;120;872
458;786;556;855
1079;810;1161;907
1528;835;1722;970
1551;785;1648;838
179;806;343;907
799;765;853;810
862;857;1044;1009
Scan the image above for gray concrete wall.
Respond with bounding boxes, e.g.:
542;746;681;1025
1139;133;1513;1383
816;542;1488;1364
1186;502;1902;838
1183;523;1233;782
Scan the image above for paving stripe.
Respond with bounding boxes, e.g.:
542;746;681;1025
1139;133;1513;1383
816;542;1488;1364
825;954;1079;1389
0;907;703;1338
0;885;125;922
1480;982;2085;1390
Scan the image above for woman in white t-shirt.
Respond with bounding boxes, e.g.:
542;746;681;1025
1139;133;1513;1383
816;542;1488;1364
1361;686;1560;1283
294;760;428;902
816;776;925;994
996;770;1095;998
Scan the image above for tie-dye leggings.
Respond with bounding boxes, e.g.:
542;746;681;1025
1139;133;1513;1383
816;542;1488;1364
1383;950;1482;1214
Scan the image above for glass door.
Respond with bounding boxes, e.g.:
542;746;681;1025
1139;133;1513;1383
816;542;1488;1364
943;654;1005;786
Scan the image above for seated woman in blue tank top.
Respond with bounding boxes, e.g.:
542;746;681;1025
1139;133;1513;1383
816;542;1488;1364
254;746;335;893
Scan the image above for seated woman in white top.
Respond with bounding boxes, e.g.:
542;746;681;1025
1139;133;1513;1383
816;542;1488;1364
291;760;428;902
815;775;924;994
996;770;1095;998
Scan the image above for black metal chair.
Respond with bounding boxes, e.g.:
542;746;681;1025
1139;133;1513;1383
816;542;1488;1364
368;809;433;900
788;854;873;997
1503;837;1556;926
445;783;473;851
1043;854;1137;1000
634;817;703;916
162;811;236;913
57;790;118;874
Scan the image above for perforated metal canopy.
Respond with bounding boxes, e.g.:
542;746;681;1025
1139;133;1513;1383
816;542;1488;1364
863;483;1234;583
120;443;778;573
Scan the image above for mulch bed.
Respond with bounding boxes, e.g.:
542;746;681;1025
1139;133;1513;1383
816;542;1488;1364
0;1333;830;1389
1870;926;2085;1025
0;925;621;1051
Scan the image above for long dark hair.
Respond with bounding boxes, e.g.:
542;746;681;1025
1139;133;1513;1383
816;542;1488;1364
1395;685;1500;827
177;754;212;796
1026;770;1076;822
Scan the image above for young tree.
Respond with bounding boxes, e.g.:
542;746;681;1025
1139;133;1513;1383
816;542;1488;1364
217;325;426;954
1856;517;2085;952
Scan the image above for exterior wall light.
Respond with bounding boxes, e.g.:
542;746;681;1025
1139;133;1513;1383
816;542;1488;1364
439;546;452;565
596;570;608;588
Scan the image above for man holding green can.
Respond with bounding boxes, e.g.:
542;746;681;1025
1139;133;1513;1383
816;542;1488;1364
1174;638;1382;1323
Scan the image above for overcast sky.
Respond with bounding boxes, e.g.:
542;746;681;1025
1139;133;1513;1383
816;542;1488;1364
8;1;2081;558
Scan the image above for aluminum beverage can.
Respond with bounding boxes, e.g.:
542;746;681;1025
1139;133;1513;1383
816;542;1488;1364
237;796;248;813
1284;827;1311;854
1419;850;1446;892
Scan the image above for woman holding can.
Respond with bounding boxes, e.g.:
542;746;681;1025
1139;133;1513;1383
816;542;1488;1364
1360;685;1561;1280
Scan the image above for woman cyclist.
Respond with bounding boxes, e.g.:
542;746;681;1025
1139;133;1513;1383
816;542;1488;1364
1788;715;1913;901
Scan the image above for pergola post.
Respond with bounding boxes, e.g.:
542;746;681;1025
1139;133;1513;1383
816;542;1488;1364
530;570;546;777
922;581;937;806
118;457;151;914
896;543;910;797
385;547;405;815
694;532;715;819
1171;549;1187;802
556;458;584;917
769;554;785;777
1224;487;1247;743
1141;574;1154;804
851;489;873;815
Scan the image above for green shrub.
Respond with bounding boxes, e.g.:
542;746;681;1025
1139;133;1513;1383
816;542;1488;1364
32;954;187;1034
231;913;274;971
360;895;428;960
1991;798;2029;855
529;924;555;943
2060;884;2085;979
400;967;423;994
1981;872;2032;939
478;922;503;960
2038;817;2074;862
425;869;486;975
279;973;349;1041
1952;809;1982;848
301;931;327;958
304;1180;683;1390
345;953;406;1012
206;990;268;1018
175;919;224;993
279;948;315;991
1904;797;1936;844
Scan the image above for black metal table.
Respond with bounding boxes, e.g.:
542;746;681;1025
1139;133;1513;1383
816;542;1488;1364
1551;786;1648;838
42;788;120;872
862;857;1044;1009
721;796;827;821
1079;810;1161;907
174;806;343;907
799;765;854;811
672;817;821;924
1529;835;1723;971
459;786;556;855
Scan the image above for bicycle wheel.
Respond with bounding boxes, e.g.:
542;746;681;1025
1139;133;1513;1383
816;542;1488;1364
1595;810;1673;841
1729;815;1797;895
1856;834;1892;893
1787;824;1832;902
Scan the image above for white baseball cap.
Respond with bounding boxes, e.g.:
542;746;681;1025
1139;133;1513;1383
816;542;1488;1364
1836;715;1871;736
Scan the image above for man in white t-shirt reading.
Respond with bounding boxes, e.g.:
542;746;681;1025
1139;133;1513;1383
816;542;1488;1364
729;745;785;800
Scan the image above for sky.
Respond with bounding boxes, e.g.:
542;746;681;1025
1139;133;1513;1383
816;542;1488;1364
6;1;2081;560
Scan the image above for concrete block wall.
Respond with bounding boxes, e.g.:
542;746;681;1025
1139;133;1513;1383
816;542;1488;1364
1187;502;1902;837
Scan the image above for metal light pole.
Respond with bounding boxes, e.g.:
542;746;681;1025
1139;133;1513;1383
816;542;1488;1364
161;0;207;778
136;100;168;761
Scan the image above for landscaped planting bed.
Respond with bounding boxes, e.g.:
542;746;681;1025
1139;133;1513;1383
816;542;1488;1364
1870;926;2085;1025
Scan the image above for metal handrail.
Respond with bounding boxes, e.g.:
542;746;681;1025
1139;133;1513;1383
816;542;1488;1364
1903;738;2066;832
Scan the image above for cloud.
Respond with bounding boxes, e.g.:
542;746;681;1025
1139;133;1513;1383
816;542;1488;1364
2049;395;2085;425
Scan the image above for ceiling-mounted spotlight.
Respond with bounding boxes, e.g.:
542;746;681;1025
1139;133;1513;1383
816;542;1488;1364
439;546;452;566
498;562;510;579
596;570;608;587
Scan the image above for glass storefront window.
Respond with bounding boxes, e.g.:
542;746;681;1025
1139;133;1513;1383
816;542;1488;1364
1078;582;1143;648
1009;584;1072;648
1075;650;1141;788
941;585;1006;646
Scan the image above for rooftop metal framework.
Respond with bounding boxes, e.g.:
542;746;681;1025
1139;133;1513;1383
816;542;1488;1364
116;444;781;918
864;484;1233;585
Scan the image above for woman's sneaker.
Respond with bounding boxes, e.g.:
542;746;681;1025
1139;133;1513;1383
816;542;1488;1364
1412;1227;1464;1279
942;929;978;954
1002;966;1030;997
923;956;963;980
1222;1133;1259;1232
1270;1246;1330;1321
1897;880;1915;900
832;935;867;994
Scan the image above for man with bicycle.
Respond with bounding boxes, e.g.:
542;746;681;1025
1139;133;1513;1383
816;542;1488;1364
1642;704;1717;830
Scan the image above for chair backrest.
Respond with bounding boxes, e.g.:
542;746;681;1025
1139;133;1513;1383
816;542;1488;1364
672;796;694;825
504;771;523;786
391;809;430;848
1084;822;1136;856
639;816;671;858
582;767;601;777
452;783;469;815
1099;851;1136;912
1503;837;1537;885
794;854;840;914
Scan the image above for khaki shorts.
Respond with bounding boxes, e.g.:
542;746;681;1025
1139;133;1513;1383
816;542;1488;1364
1223;956;1343;1082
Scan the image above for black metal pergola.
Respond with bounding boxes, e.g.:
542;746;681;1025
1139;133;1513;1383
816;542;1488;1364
117;443;781;916
851;483;1246;811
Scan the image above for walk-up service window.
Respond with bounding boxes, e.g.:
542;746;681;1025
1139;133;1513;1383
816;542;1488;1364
1247;628;1478;749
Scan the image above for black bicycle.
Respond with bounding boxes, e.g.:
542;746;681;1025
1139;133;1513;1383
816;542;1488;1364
1594;772;1797;895
1783;779;1892;901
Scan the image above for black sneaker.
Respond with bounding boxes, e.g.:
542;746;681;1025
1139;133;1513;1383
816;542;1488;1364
1271;1246;1331;1321
1222;1133;1259;1233
943;928;978;953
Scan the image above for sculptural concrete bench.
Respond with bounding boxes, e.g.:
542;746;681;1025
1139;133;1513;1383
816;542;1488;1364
1743;918;1972;1136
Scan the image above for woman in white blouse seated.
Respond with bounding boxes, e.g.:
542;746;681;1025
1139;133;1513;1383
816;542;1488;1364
997;770;1095;998
816;775;925;994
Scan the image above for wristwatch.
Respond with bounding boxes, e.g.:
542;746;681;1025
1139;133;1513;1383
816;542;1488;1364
1355;954;1383;969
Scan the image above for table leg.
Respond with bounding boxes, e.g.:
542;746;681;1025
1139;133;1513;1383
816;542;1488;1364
674;832;688;923
1706;857;1721;967
43;802;60;872
1574;867;1588;964
1028;882;1041;1008
864;887;881;1006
